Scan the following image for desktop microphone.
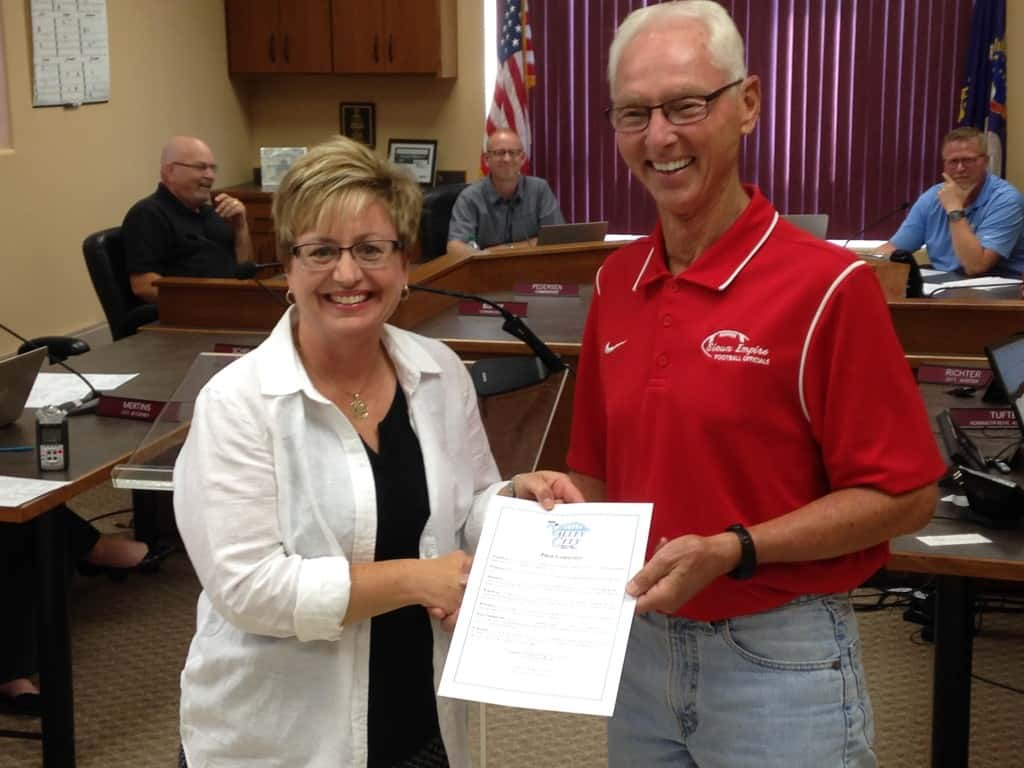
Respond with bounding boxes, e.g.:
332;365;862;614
840;201;911;249
17;335;90;362
233;262;290;308
0;320;102;415
234;261;283;279
888;249;924;298
409;283;568;396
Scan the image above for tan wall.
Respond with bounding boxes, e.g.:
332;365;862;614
245;0;485;184
1007;3;1024;188
0;0;250;356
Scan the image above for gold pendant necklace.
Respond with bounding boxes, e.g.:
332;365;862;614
348;393;369;419
293;329;380;420
344;352;383;420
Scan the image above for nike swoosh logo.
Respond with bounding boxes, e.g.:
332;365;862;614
604;340;628;354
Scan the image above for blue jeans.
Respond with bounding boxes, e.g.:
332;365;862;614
608;594;877;767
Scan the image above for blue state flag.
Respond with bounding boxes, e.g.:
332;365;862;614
959;0;1007;176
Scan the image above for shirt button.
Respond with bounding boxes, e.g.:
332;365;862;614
670;282;681;292
657;353;669;367
662;315;673;327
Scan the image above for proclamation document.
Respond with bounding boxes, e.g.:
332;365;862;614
439;497;651;716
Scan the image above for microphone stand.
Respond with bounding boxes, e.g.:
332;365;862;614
841;202;912;249
410;284;568;374
0;320;102;414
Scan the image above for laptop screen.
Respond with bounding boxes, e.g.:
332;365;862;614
782;214;829;239
535;221;609;247
986;335;1024;445
0;346;48;427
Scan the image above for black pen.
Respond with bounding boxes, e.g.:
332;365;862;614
0;445;32;453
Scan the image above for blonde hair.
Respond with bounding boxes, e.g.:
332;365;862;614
942;127;987;156
272;136;422;268
608;0;746;86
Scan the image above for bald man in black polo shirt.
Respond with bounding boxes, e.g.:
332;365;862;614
122;136;253;302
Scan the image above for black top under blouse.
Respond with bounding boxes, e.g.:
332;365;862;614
364;384;443;768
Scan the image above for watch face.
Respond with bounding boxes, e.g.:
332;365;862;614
948;210;966;222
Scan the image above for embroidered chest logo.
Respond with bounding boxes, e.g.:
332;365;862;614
700;330;771;366
547;521;589;550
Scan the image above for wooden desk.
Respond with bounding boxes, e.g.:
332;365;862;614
891;297;1024;357
153;241;621;332
149;248;1014;471
0;331;265;767
889;518;1024;768
888;379;1024;768
151;244;1022;359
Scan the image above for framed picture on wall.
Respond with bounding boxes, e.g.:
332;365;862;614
387;139;438;185
259;147;308;191
339;102;376;148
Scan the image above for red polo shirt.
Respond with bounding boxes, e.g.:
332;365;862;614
568;186;945;621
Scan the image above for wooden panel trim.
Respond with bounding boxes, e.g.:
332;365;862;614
888;552;1024;582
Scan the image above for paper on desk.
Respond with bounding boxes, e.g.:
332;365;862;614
917;533;992;547
26;373;138;408
921;275;1022;296
0;477;70;507
439;497;651;716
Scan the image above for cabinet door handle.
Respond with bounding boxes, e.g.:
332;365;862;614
373;34;379;64
388;34;393;63
283;34;290;64
269;33;276;63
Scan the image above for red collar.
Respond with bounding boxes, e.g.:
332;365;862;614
634;185;779;292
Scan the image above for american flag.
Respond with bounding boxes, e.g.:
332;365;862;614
482;0;535;174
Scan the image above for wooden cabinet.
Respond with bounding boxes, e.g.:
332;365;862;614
226;0;332;74
331;0;456;76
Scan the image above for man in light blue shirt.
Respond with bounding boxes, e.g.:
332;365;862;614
880;127;1024;277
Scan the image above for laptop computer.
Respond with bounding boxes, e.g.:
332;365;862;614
0;346;48;427
535;221;609;246
782;213;829;239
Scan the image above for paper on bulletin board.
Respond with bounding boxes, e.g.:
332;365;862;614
31;0;111;107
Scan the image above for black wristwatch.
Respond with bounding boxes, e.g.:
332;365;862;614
725;524;757;580
947;209;966;223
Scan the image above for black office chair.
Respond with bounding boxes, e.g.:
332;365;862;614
83;227;158;340
418;182;468;261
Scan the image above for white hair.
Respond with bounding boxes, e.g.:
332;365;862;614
607;0;747;87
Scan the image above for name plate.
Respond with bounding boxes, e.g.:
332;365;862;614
917;365;993;387
213;343;257;354
949;408;1018;428
514;281;580;297
96;396;167;422
458;300;528;317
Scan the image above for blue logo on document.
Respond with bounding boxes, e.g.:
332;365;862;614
547;521;589;550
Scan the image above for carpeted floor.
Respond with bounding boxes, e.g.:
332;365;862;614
1;484;1021;767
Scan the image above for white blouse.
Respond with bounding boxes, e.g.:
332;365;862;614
174;308;502;767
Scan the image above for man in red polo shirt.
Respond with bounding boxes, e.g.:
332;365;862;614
568;2;945;765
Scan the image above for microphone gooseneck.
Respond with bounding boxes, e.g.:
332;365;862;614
841;201;912;249
409;284;567;374
234;261;284;280
0;320;102;413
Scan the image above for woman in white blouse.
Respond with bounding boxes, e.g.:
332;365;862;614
173;136;581;768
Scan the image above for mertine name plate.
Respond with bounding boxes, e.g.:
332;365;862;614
96;395;166;422
949;408;1018;428
458;300;528;317
917;365;993;387
514;281;580;297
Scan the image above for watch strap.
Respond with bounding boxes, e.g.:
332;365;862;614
725;523;757;580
